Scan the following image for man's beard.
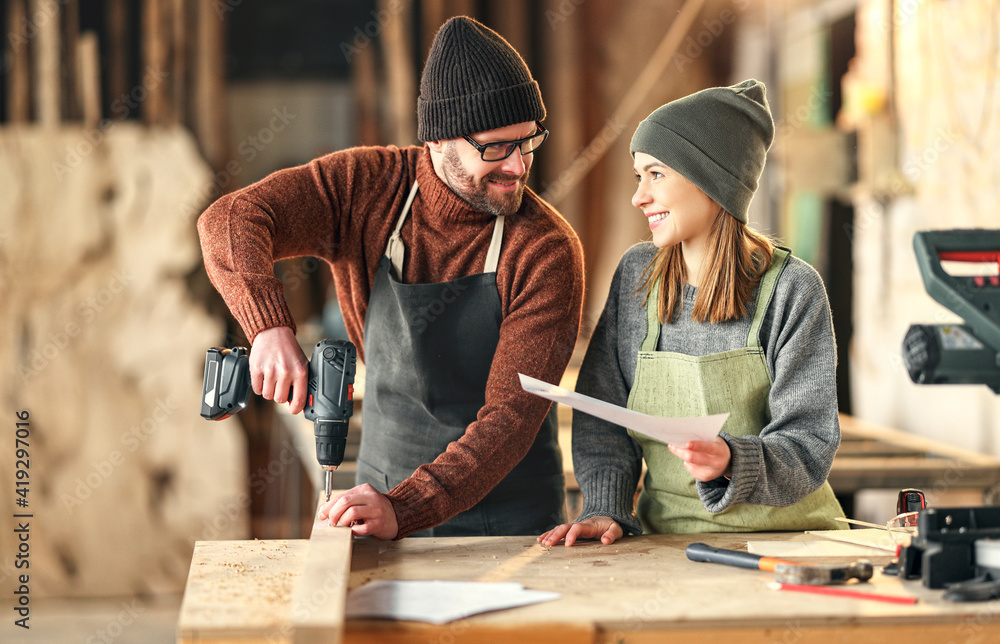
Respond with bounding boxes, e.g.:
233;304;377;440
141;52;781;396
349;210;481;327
442;142;528;217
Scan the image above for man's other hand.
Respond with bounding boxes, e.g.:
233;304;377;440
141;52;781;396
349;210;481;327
318;484;399;540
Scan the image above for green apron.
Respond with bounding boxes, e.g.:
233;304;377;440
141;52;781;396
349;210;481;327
626;248;846;534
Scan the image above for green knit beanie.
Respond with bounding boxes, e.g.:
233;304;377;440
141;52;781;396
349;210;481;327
629;79;774;223
418;16;546;142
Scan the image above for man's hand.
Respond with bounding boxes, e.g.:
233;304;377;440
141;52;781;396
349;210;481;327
318;484;399;540
249;326;309;414
537;516;623;547
667;435;732;482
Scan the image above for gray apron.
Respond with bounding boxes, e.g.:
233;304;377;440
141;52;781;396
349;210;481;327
627;248;845;533
357;181;564;537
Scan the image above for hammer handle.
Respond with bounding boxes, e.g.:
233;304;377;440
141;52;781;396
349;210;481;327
686;542;798;572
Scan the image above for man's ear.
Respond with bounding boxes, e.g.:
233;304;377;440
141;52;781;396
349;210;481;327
426;140;444;153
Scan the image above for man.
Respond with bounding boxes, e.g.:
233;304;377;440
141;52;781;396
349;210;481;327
197;16;584;540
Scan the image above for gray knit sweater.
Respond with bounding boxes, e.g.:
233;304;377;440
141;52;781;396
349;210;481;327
573;243;840;536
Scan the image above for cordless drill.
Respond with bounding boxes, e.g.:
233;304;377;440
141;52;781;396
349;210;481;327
200;339;357;501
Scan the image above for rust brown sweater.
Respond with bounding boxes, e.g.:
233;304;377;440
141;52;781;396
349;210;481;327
197;145;584;538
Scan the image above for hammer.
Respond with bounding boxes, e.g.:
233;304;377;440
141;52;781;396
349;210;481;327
686;543;874;585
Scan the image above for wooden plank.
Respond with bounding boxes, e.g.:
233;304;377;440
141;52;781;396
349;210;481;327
6;0;32;122
828;455;1000;492
290;502;353;644
33;0;61;125
839;413;1000;466
177;539;309;644
180;532;1000;642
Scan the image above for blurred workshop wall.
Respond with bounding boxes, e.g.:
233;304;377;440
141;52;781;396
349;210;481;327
535;0;733;337
842;0;1000;455
0;0;246;598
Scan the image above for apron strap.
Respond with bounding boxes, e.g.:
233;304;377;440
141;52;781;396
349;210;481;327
386;181;420;280
746;247;791;349
384;181;506;280
640;276;662;352
640;247;792;352
483;215;505;274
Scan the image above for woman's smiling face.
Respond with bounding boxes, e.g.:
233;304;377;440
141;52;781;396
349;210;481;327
631;151;720;251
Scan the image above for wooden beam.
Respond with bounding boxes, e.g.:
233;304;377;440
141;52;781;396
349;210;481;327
420;0;448;55
142;0;169;125
379;0;416;146
6;0;32;122
194;0;228;169
105;0;129;118
170;0;187;126
544;0;708;206
33;0;61;126
487;0;530;61
352;41;381;146
77;31;102;128
290;502;353;644
62;0;80;120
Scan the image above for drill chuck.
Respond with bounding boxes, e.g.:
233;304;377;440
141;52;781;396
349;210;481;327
314;419;349;468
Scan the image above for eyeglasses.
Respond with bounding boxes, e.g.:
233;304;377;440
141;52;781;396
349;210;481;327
462;122;549;162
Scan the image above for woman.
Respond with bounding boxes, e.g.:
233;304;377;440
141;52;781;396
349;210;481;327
539;79;845;547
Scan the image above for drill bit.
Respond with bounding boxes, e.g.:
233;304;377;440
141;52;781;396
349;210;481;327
325;468;333;502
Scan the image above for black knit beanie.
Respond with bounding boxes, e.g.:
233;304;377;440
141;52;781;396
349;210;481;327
629;79;774;223
417;16;546;142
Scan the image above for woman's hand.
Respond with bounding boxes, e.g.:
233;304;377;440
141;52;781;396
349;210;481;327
537;516;623;547
668;435;732;482
317;484;399;540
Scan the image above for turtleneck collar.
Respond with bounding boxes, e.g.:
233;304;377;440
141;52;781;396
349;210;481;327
414;145;507;223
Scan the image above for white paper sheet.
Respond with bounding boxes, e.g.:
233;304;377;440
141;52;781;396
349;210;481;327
519;373;727;445
344;580;560;624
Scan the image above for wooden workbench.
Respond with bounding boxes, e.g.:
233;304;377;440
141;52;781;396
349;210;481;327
178;531;1000;643
280;360;1000;508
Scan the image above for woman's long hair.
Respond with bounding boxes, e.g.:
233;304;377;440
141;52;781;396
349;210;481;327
638;210;775;325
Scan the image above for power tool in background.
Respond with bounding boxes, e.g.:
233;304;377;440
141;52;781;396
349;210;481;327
201;339;357;502
897;230;1000;600
902;229;1000;393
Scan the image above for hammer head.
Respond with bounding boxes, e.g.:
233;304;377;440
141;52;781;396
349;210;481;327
773;561;874;585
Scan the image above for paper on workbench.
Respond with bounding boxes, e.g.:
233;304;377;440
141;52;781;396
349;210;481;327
518;373;727;445
345;580;560;624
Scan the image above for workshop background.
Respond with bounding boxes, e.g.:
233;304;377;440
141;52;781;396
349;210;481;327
2;0;1000;641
